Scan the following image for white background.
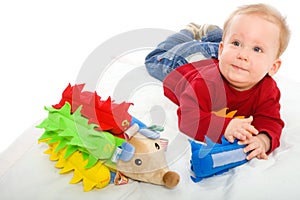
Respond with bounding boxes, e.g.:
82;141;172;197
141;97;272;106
0;0;299;153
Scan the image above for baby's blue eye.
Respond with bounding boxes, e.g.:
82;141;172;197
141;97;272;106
232;41;240;46
253;47;262;52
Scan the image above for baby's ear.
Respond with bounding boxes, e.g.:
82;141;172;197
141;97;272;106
218;41;224;57
268;58;281;76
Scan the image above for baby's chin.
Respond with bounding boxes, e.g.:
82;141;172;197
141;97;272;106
227;80;255;91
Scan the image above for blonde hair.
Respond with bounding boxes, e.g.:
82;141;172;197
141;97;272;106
222;3;290;58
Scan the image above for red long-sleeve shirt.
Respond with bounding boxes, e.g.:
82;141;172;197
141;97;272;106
163;59;284;153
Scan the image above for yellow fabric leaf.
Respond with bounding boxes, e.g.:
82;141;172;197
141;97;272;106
70;170;83;184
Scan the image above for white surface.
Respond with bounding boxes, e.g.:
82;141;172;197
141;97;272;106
0;0;300;153
1;0;300;199
0;56;300;199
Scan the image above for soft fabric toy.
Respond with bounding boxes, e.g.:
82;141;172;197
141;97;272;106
190;136;248;182
116;123;179;188
189;111;248;183
37;84;179;191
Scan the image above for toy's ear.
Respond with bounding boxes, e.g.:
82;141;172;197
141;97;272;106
130;116;147;129
119;142;135;162
139;128;160;139
124;124;139;140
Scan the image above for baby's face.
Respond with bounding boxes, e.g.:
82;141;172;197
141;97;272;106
218;14;281;91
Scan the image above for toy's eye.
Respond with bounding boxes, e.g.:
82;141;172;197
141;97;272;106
135;158;142;166
155;142;160;150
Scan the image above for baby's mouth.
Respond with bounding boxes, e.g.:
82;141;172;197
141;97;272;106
232;64;246;71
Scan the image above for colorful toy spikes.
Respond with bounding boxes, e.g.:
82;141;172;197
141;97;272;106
37;102;125;169
53;84;133;137
37;101;127;191
43;142;111;191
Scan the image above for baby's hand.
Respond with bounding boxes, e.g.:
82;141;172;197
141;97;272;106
238;133;271;160
224;116;259;143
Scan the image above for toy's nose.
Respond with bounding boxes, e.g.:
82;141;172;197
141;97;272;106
163;171;180;188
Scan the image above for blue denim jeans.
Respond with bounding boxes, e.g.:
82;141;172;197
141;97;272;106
145;28;223;81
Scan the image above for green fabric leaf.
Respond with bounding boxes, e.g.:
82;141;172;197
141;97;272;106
65;145;78;158
84;154;99;169
54;139;69;153
37;102;126;168
38;131;57;141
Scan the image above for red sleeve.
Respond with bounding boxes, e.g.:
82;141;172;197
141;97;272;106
252;79;284;153
164;71;232;143
177;79;232;142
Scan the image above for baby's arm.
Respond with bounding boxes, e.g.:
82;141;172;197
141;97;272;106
224;116;259;143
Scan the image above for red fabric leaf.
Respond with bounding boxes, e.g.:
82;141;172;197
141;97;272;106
53;84;133;138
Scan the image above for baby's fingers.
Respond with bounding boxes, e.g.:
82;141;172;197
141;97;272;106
257;152;268;160
226;135;235;143
246;150;268;160
244;116;254;123
241;138;268;160
233;131;248;141
246;149;258;160
233;127;255;141
243;142;260;160
245;124;259;136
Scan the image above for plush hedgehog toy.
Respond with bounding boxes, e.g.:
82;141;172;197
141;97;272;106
37;84;179;191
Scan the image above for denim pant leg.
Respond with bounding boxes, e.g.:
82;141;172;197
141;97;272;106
157;29;195;50
145;30;193;81
145;29;222;81
201;28;223;43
